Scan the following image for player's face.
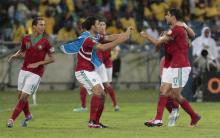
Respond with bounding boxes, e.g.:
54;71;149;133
165;11;172;25
34;20;45;34
93;20;100;33
99;22;106;33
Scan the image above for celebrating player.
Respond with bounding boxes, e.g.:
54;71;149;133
141;8;200;127
62;16;131;128
73;19;120;112
7;17;55;128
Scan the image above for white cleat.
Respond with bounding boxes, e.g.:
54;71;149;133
73;107;87;112
114;105;120;112
168;108;180;127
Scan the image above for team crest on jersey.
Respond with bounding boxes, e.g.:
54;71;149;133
26;42;31;49
38;45;43;50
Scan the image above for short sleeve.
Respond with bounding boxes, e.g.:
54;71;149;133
169;28;179;40
46;38;55;54
84;37;98;49
20;37;26;52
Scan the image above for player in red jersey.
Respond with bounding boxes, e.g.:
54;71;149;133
160;51;180;127
141;9;200;127
100;21;120;111
73;20;119;112
6;17;55;128
74;16;131;128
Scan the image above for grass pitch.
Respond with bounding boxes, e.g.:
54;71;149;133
0;89;219;138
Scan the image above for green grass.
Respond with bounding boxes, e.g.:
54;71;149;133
0;89;219;138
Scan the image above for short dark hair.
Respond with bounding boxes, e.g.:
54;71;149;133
32;17;44;26
169;8;182;21
97;16;106;23
82;16;98;30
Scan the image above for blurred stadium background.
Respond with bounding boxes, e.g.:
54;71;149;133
1;0;220;137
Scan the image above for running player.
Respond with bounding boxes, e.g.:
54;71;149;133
7;17;55;128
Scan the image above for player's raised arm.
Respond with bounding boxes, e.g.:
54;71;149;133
104;34;120;42
140;31;171;46
96;31;131;51
176;22;196;38
104;27;133;42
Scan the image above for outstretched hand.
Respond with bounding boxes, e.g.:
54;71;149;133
126;26;134;34
119;32;130;42
140;31;149;38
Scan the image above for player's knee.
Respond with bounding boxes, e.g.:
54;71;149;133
174;94;184;103
103;83;110;88
19;93;29;102
166;91;173;98
160;86;169;96
92;84;104;96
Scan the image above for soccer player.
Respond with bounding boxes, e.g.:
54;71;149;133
144;22;195;127
98;21;120;111
64;16;131;128
160;56;180;127
141;8;200;127
73;19;120;112
7;17;55;128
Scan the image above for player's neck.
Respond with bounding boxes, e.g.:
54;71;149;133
32;32;42;38
172;20;178;27
89;30;96;37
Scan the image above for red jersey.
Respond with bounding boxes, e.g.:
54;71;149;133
168;26;190;68
102;50;112;68
75;37;97;71
96;33;113;68
96;36;106;62
96;45;113;68
163;43;172;68
21;34;54;77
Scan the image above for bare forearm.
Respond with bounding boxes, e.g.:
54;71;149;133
37;57;55;66
14;50;25;58
143;35;160;46
97;39;122;51
185;27;195;38
105;34;120;42
177;22;196;38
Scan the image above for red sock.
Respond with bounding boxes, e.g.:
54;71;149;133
105;85;117;107
80;86;87;108
180;99;198;119
166;97;179;113
166;98;173;113
95;100;104;124
172;100;179;109
11;100;27;121
23;101;31;118
155;95;168;120
90;95;100;121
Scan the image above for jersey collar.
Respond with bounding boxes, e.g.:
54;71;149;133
30;34;43;46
